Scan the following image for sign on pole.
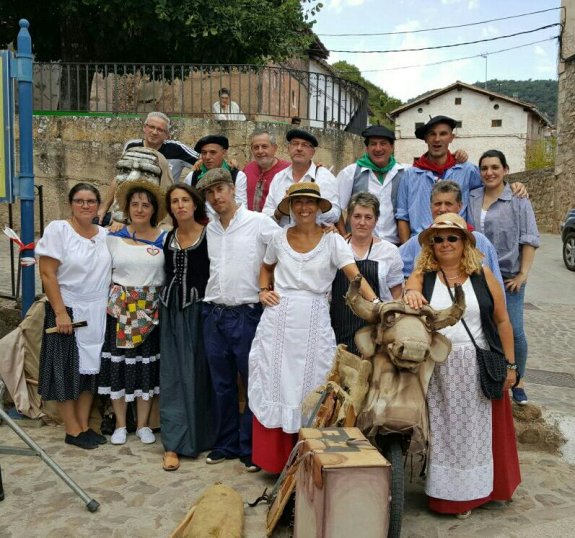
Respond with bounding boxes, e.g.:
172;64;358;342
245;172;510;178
0;50;14;203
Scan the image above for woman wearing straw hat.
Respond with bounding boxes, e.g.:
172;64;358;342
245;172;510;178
248;182;378;474
97;178;167;446
404;213;520;518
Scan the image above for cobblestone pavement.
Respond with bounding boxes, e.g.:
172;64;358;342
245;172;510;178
1;234;574;537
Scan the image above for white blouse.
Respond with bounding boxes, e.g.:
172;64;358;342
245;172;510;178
351;239;404;301
265;230;355;294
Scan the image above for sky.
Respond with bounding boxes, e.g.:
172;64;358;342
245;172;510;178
311;0;561;102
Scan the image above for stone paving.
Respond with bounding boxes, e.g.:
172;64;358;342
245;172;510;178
1;234;574;537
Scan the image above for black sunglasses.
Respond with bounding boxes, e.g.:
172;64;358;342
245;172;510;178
431;235;461;244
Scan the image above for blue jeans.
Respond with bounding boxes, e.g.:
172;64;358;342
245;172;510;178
202;302;262;458
505;284;528;378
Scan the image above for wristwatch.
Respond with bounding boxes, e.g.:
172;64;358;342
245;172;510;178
505;361;518;371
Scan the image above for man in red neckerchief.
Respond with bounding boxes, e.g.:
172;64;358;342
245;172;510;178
396;115;526;244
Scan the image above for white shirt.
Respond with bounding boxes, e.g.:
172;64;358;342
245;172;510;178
212;100;246;121
183;169;248;218
262;162;341;227
350;239;404;301
204;205;279;305
106;235;165;287
337;162;406;244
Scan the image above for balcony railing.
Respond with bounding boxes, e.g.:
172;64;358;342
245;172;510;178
32;62;368;134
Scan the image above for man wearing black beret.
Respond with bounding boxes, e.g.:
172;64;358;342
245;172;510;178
262;129;341;227
337;125;406;245
183;134;247;209
396;115;526;243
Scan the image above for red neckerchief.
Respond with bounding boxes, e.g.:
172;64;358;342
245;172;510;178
413;152;457;178
467;222;475;232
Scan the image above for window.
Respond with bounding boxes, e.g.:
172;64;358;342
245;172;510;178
417;107;423;113
454;97;462;105
492;119;502;127
415;122;424;130
291;90;297;108
493;104;500;110
455;121;462;128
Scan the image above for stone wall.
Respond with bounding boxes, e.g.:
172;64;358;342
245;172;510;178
0;115;364;232
553;1;575;234
507;167;559;233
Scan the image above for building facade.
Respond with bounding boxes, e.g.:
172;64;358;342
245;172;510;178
390;81;551;172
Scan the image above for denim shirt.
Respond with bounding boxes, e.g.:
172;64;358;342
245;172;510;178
395;162;482;235
468;183;540;277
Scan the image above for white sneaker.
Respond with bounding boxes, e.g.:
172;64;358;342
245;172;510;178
136;427;156;444
111;427;127;445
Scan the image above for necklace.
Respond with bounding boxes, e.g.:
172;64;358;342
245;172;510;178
444;272;461;280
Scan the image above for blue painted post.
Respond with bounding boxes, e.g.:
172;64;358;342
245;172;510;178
16;19;35;317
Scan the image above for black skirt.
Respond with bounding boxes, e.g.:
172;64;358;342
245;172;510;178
98;314;160;402
38;303;98;402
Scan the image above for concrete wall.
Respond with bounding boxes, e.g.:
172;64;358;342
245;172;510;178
0;115;364;231
393;86;543;172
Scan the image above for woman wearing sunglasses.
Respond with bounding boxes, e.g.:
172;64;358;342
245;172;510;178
403;213;521;519
469;150;540;405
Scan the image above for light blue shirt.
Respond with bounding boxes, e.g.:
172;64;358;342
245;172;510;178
399;230;504;288
468;183;540;277
395;162;482;235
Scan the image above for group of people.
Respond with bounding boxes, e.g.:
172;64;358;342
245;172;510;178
36;110;539;518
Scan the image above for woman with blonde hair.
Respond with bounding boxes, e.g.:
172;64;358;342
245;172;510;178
404;213;521;518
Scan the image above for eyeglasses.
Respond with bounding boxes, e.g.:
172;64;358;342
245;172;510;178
72;199;98;207
144;123;167;134
289;141;314;150
431;235;461;244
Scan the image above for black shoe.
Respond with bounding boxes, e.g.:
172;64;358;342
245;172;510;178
206;449;227;464
65;432;97;450
85;428;107;445
240;456;261;473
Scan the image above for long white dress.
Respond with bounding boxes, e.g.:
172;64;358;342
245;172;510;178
425;277;493;501
248;230;354;434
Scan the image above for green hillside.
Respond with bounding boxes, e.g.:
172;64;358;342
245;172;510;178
472;79;558;124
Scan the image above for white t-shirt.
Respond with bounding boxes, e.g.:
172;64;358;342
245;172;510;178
106;234;165;287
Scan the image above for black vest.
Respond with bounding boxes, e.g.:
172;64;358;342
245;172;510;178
422;270;503;354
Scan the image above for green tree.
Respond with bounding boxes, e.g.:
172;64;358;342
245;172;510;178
331;60;402;127
0;0;323;64
525;137;556;170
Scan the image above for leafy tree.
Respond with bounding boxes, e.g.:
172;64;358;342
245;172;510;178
0;0;323;64
331;60;403;127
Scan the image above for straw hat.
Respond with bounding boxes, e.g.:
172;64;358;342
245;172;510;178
277;182;332;216
418;213;475;247
116;178;167;223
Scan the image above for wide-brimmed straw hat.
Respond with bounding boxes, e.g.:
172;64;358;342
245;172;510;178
116;178;167;223
418;212;475;247
277;181;332;216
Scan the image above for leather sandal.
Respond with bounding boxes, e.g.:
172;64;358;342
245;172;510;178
162;451;180;471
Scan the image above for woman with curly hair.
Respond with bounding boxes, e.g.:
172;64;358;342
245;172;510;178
404;213;521;519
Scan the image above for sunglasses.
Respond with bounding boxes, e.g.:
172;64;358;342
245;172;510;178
431;235;461;244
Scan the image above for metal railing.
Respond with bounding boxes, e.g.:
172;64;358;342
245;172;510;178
32;62;369;134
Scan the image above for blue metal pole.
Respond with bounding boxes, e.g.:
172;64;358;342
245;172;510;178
16;19;35;317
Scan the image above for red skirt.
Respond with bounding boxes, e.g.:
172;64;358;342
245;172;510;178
252;416;298;474
429;393;521;514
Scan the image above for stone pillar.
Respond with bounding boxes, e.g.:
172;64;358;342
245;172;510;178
555;0;575;231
